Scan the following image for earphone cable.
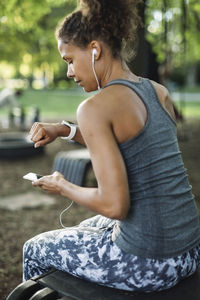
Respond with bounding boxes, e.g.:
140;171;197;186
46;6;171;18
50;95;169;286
59;201;74;228
92;52;101;90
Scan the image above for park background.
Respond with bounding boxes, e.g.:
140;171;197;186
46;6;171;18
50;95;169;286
0;0;200;298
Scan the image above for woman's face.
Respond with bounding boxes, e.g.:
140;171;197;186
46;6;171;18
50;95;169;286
58;39;98;92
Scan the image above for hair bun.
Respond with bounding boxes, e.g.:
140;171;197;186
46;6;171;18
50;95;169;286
57;0;143;62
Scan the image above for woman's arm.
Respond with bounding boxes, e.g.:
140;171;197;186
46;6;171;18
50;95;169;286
29;121;86;147
33;96;130;220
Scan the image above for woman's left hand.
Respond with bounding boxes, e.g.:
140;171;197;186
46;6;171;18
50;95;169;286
32;171;65;194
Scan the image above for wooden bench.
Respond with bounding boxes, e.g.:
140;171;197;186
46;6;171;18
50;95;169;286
6;267;200;300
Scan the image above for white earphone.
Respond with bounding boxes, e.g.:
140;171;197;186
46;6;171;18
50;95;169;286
92;48;97;56
92;49;100;90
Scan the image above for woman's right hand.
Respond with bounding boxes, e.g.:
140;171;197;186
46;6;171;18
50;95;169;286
29;122;61;148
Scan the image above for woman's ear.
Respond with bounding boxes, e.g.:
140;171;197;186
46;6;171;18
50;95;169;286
90;40;101;60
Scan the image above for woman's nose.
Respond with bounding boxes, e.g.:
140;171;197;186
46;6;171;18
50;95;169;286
67;64;74;78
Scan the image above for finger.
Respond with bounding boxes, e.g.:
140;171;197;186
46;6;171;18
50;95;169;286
29;122;40;138
31;127;45;142
32;175;51;185
39;185;55;193
32;180;41;187
34;137;50;148
52;171;61;176
52;171;64;177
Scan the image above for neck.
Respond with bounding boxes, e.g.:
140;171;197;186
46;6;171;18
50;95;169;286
100;58;139;87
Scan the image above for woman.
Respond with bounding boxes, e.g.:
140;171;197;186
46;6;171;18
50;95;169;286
23;0;200;292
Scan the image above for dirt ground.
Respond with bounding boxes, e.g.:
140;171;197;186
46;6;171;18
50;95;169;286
0;118;200;299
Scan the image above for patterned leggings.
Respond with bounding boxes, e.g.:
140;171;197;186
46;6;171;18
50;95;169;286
23;215;200;292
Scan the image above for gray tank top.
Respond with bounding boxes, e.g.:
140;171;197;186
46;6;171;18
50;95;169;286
104;78;200;259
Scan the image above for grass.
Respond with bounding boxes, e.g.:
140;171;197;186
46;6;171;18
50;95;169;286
175;101;200;118
0;88;199;121
0;88;92;122
20;88;89;119
179;86;200;93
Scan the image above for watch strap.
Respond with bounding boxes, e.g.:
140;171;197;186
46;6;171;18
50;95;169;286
61;120;77;140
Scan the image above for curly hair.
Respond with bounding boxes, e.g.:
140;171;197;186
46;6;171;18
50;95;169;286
56;0;143;61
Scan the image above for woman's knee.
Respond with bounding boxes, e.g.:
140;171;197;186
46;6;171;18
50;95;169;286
23;232;45;258
23;237;34;256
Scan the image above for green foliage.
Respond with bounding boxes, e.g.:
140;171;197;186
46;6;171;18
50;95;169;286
0;0;200;87
0;0;76;80
145;0;200;67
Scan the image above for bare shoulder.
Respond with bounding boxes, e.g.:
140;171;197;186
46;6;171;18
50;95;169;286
150;80;176;120
77;86;120;121
150;80;169;100
77;92;105;120
76;91;111;137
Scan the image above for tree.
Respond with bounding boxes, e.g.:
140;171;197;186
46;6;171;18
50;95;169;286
129;0;160;82
0;0;76;86
0;0;199;87
145;0;200;86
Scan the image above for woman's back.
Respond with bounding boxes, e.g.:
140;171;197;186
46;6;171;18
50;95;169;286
95;76;175;145
103;78;200;258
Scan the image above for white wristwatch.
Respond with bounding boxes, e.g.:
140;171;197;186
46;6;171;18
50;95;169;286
61;120;77;140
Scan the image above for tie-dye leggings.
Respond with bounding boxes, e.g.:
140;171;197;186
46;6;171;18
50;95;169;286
23;215;200;292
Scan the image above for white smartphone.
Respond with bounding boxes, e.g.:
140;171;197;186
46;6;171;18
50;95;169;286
23;172;43;181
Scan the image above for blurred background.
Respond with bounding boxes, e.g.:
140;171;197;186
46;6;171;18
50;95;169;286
0;0;200;298
0;0;199;123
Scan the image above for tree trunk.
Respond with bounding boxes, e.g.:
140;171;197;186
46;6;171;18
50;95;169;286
129;0;160;82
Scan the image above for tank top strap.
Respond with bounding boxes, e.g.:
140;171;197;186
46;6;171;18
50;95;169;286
103;78;149;100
